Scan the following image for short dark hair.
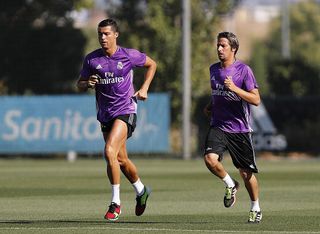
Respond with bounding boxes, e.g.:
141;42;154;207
98;18;119;33
217;32;239;55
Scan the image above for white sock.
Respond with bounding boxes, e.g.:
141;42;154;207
251;199;261;212
132;178;145;196
111;184;120;205
222;174;235;187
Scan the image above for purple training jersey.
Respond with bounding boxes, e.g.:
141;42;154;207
209;60;258;133
80;46;146;123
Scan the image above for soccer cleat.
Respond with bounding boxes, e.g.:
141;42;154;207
224;180;239;208
135;186;151;216
104;202;121;221
248;210;262;223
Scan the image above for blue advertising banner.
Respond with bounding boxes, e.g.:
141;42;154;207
0;94;170;154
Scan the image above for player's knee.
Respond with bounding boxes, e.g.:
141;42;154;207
104;145;117;161
204;154;219;168
239;169;253;181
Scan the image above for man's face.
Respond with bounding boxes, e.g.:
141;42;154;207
98;26;118;50
216;37;235;62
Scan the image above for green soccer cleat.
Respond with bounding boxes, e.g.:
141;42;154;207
135;186;151;216
224;180;239;208
248;210;262;223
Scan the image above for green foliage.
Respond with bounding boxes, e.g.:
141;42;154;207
81;27;100;55
106;0;239;124
290;1;320;68
0;0;87;94
0;0;242;118
249;42;269;95
190;0;218;98
74;0;94;10
250;0;320;97
249;1;320;153
107;0;182;121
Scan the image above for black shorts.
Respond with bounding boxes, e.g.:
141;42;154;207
204;127;258;173
100;114;137;139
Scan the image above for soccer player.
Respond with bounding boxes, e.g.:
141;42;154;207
203;32;262;223
77;18;156;221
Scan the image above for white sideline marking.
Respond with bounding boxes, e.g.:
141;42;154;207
0;227;320;233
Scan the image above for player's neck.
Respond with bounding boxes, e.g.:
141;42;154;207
104;45;118;57
220;57;236;68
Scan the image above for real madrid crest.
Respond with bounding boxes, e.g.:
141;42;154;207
117;62;123;70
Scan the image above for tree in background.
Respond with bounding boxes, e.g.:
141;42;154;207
0;0;91;95
0;0;241;118
249;0;320;153
249;43;269;95
105;0;240;125
250;0;320;97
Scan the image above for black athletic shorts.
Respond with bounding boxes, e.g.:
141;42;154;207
100;113;137;139
204;127;258;173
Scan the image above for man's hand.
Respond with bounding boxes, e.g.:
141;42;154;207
224;76;237;92
134;88;148;101
87;74;100;88
224;76;261;106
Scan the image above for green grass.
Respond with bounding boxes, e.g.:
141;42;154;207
0;157;320;233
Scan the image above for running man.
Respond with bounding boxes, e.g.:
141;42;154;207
203;32;262;223
77;18;157;221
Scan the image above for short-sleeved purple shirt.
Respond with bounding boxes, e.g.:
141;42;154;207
209;60;258;133
80;47;146;123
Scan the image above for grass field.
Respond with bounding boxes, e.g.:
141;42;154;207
0;157;320;234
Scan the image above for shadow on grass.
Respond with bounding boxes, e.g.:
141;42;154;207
0;217;267;233
0;219;213;224
0;214;250;228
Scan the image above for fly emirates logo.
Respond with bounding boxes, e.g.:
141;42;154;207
212;83;229;96
98;72;124;85
212;83;240;101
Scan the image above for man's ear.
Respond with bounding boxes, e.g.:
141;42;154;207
115;32;119;38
